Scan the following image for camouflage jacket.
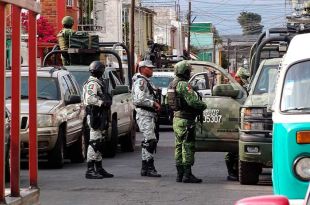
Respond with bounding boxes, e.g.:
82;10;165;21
131;74;156;117
175;77;207;120
83;76;104;107
57;28;74;50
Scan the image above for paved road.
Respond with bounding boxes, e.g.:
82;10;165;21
21;126;272;205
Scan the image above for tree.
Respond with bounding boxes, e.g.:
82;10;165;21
21;12;57;43
237;11;263;35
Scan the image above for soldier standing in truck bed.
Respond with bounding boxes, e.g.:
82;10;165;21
57;16;75;65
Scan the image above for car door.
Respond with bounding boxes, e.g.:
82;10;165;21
188;61;248;152
60;74;83;144
108;70;131;135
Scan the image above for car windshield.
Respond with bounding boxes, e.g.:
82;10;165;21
150;76;173;88
253;64;278;95
6;76;60;100
69;71;90;90
281;61;310;113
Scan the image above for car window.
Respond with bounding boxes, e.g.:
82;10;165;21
67;75;80;95
63;75;78;95
60;76;70;96
281;60;310;112
253;65;278;95
6;76;60;100
150;76;173;88
70;71;90;91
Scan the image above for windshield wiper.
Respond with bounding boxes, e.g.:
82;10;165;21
283;107;310;112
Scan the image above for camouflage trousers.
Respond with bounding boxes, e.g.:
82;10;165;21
136;113;157;161
173;117;196;166
86;115;105;162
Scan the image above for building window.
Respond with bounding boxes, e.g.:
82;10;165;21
67;0;73;7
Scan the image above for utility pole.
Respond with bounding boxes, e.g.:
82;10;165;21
212;27;215;63
187;0;191;55
130;0;135;75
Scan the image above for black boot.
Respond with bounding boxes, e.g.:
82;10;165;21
95;161;114;178
182;165;202;183
176;165;184;182
85;161;104;179
141;160;148;176
225;160;238;181
146;159;161;177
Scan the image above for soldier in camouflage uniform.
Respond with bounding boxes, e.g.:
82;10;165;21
57;16;75;65
235;66;250;86
168;61;207;183
83;61;114;179
132;60;161;177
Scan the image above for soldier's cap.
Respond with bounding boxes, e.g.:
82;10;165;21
138;60;155;68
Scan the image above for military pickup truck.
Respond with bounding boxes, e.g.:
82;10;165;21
239;58;281;185
188;61;248;152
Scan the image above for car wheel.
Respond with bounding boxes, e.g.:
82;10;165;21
70;131;86;163
5;140;10;183
120;124;136;152
239;160;260;185
48;128;65;168
102;118;118;158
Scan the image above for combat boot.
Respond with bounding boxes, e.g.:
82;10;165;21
225;160;238;181
141;160;148;176
85;161;104;179
182;165;202;183
176;165;184;182
146;159;161;177
95;161;114;178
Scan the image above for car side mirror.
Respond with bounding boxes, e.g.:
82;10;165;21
65;95;81;105
112;85;129;96
212;84;239;98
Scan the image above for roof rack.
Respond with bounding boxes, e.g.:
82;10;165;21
48;66;67;75
153;67;175;72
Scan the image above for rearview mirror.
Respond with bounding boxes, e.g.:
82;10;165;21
212;84;239;98
112;85;129;96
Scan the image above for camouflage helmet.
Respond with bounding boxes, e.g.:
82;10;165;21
62;16;74;27
174;60;191;80
235;67;250;79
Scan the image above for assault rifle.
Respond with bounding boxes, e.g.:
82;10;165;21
192;86;204;134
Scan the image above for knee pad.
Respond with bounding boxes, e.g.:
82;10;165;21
89;139;103;153
141;139;157;154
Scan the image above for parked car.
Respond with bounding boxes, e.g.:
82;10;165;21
150;71;175;125
272;33;310;199
238;58;281;185
6;67;85;168
65;64;136;157
188;61;248;153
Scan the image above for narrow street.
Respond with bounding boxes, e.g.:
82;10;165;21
20;126;272;205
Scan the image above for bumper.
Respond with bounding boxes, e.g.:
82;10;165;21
20;126;58;154
239;132;272;166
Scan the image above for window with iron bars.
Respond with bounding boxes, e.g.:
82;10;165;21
67;0;73;7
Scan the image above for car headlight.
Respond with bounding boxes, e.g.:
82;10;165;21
243;108;264;117
37;114;54;128
294;156;310;181
242;122;264;131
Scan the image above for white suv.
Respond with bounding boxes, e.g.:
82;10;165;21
6;67;85;168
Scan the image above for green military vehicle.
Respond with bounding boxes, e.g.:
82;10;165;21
188;61;248;152
239;58;281;185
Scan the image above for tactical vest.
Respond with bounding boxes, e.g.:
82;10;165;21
135;75;158;113
85;78;112;108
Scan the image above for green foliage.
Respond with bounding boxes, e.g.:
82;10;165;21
237;11;263;35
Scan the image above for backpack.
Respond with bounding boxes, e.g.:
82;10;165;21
167;80;182;111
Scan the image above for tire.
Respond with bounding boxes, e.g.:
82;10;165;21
120;124;136;152
69;131;86;163
102;118;118;158
239;160;261;185
48;128;65;168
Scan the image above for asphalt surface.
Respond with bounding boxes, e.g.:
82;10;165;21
20;126;272;205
